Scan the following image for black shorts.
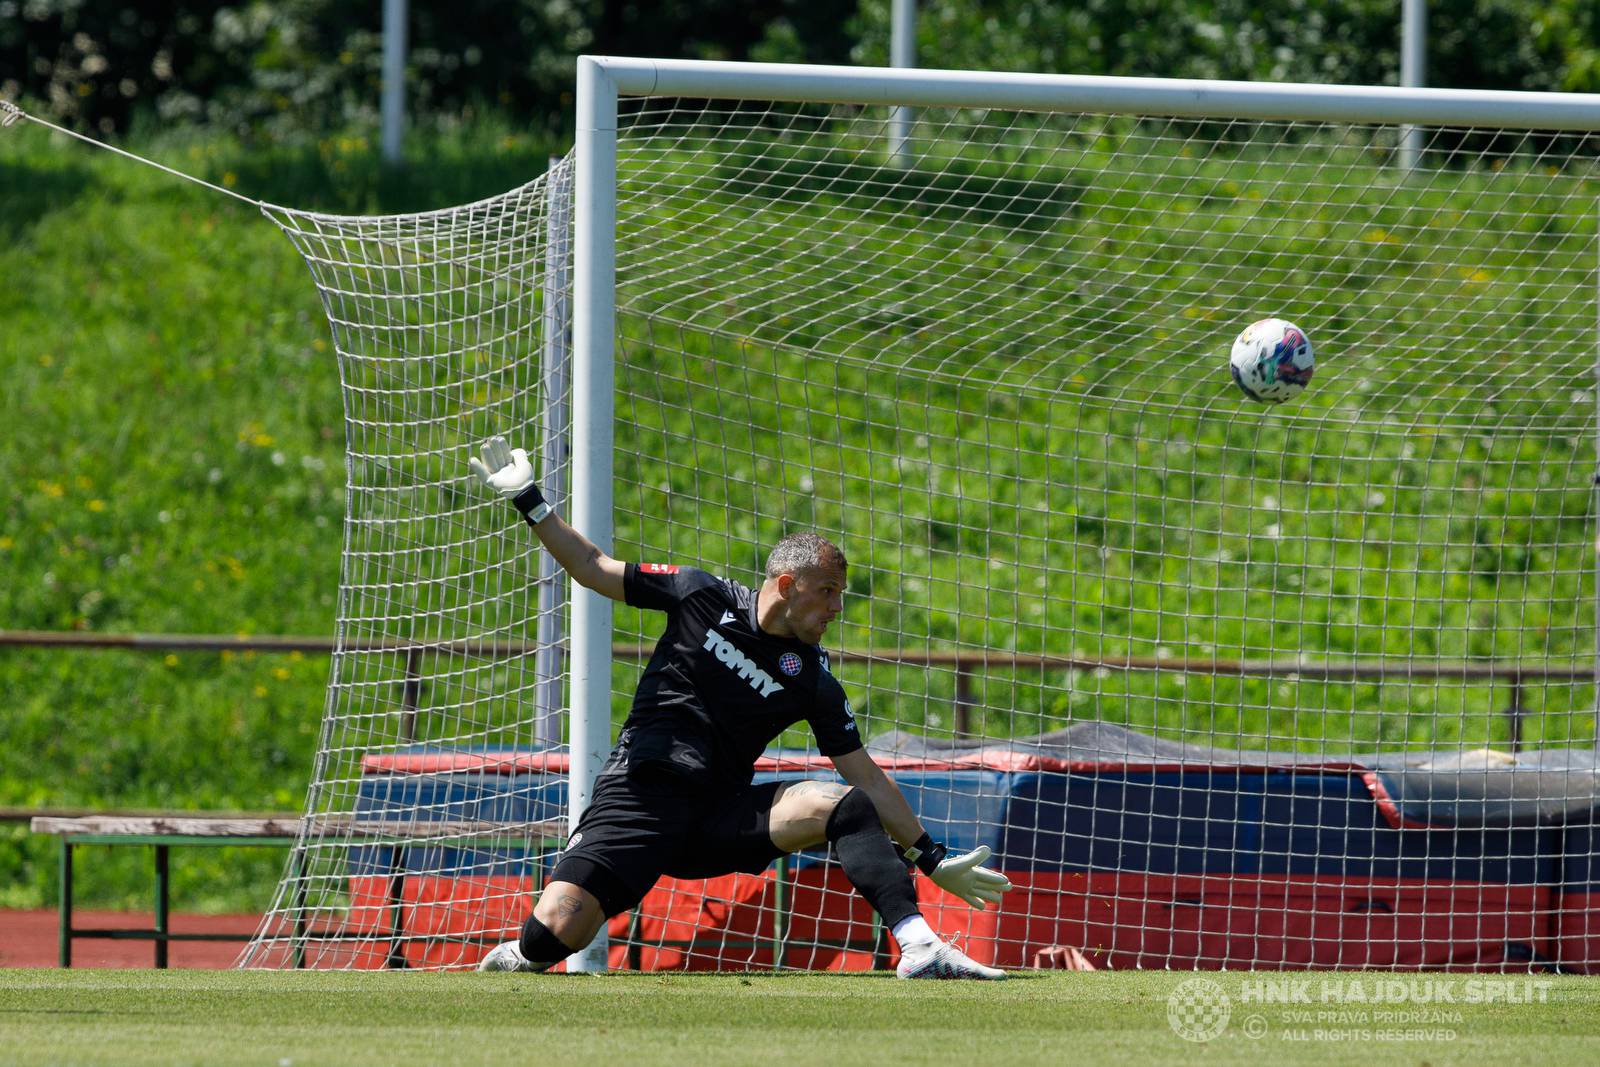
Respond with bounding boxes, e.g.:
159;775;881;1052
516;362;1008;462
548;767;786;917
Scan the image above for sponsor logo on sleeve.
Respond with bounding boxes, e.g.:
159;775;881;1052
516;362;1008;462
641;563;680;574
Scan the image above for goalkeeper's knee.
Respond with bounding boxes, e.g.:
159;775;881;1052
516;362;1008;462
824;786;879;841
519;915;580;970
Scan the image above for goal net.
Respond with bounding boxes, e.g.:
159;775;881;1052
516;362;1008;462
245;62;1600;972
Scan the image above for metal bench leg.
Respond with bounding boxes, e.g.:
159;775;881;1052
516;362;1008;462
155;844;169;969
58;839;73;969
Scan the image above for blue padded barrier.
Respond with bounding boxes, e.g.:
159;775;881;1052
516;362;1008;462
354;753;1557;884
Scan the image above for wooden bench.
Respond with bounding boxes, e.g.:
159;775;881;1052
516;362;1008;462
30;815;887;971
31;815;565;969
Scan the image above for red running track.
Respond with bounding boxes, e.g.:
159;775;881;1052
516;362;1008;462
0;909;262;968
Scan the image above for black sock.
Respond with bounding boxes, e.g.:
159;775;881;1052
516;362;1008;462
519;915;580;970
824;788;920;929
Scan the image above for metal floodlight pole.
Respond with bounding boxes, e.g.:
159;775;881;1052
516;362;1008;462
889;0;917;167
381;0;408;165
1399;0;1426;170
568;57;618;974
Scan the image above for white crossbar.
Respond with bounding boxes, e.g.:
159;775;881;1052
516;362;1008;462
585;55;1600;129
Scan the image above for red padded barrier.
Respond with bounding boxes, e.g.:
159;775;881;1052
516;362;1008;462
360;750;1373;778
916;872;1556;971
603;868;885;972
347;868;1561;972
347;875;535;970
1557;892;1600;974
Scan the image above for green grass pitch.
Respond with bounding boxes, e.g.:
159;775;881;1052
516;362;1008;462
4;969;1600;1066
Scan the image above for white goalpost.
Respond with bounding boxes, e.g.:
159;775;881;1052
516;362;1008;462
238;58;1600;973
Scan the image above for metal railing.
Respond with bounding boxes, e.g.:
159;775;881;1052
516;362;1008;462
3;628;1593;751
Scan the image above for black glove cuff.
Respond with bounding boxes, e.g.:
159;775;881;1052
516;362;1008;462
511;484;551;526
904;832;948;877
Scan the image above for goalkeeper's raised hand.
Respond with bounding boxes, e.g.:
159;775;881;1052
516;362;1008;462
905;837;1013;910
469;436;551;525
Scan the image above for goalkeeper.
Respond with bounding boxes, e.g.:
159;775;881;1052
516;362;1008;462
470;437;1011;979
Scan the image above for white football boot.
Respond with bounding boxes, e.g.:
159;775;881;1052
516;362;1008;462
895;940;1007;980
476;939;536;972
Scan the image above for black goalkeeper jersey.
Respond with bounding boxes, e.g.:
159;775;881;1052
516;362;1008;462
603;562;862;790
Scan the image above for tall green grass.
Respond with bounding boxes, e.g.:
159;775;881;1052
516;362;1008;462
3;112;1597;912
0;119;560;908
599;115;1598;753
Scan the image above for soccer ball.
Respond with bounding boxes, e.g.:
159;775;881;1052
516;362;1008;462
1229;318;1314;404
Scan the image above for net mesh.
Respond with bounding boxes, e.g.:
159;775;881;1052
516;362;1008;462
245;95;1600;972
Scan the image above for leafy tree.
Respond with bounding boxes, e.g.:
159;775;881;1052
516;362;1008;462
0;0;855;137
1;1;1595;137
851;0;1585;92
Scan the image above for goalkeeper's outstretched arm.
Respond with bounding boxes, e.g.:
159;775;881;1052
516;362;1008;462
469;436;626;602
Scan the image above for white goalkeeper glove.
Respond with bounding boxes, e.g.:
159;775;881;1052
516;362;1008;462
468;436;551;525
904;836;1012;910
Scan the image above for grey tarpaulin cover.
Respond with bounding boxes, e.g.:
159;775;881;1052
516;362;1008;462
866;722;1600;828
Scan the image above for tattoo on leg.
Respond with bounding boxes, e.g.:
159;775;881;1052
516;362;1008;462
786;781;849;801
555;894;584;918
